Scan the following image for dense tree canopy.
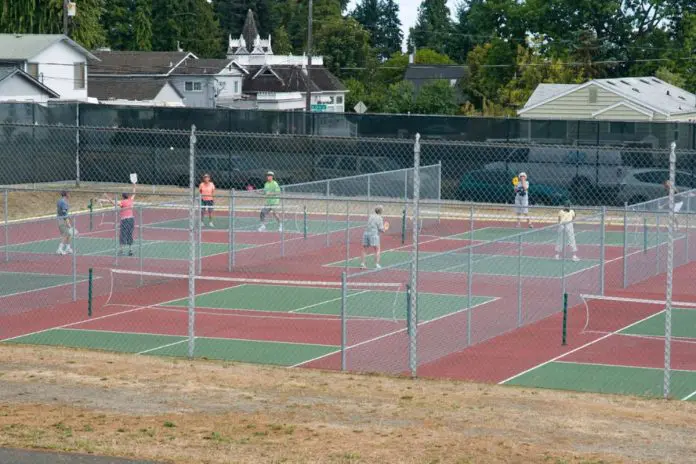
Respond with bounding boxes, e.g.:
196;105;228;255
2;0;696;115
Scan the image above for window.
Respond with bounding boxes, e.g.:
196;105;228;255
609;122;635;135
233;80;239;94
26;63;39;79
74;62;85;89
588;87;597;103
185;81;203;92
336;96;343;104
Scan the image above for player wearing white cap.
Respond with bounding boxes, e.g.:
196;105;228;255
514;172;532;228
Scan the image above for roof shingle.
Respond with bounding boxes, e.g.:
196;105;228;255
0;34;96;61
88;77;182;101
89;51;193;75
242;65;345;93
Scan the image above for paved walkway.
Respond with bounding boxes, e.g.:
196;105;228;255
0;448;162;464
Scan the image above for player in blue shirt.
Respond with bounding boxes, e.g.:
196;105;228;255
56;191;73;255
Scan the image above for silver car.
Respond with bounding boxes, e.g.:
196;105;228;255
616;168;696;205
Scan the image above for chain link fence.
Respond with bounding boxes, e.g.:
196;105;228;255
2;127;695;400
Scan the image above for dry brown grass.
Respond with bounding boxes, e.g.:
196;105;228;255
0;344;694;464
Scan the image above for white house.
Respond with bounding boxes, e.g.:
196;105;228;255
0;33;98;101
0;66;59;103
225;9;347;113
88;77;185;107
517;77;696;147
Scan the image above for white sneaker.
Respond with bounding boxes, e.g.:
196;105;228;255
554;254;560;260
64;247;73;254
360;263;366;269
258;224;266;232
278;225;283;232
572;255;580;262
375;264;382;269
56;248;66;255
209;222;215;228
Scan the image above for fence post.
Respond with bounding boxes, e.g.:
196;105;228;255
409;133;420;378
561;223;567;297
467;245;473;346
71;214;77;301
656;213;661;275
341;271;347;371
280;192;286;257
437;160;442;223
599;207;606;296
138;206;144;284
344;201;350;269
517;232;523;327
228;189;235;271
75;103;80;187
113;200;119;264
197;194;203;273
622;202;628;288
3;189;8;263
366;174;371;217
188;124;197;359
469;204;474;238
325;181;330;246
664;141;677;399
686;194;691;261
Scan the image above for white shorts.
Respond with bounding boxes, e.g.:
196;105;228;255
515;194;529;214
362;233;379;247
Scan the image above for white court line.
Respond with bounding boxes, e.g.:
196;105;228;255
322;235;455;268
554;359;696;374
682;390;696;401
0;277;92;300
498;309;671;385
290;296;500;368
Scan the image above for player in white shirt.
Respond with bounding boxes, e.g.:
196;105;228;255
555;201;579;262
514;172;532;228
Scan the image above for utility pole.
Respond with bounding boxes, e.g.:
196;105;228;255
305;0;313;112
63;0;69;36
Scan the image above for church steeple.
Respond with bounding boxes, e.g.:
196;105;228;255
241;9;259;53
227;9;274;57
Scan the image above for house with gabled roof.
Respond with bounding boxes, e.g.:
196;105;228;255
518;77;696;147
0;66;60;103
0;33;98;101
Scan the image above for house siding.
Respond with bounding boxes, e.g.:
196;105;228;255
154;84;184;105
593;105;653;120
30;41;88;100
169;76;215;107
0;75;51;102
215;75;243;104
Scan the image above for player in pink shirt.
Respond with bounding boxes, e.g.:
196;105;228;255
104;184;137;256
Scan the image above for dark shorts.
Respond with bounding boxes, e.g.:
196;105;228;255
201;200;214;209
120;217;134;245
260;207;274;220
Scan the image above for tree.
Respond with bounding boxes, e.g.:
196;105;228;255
102;0;152;51
379;0;403;59
382;80;416;113
213;0;276;43
272;25;293;55
464;39;517;109
409;0;452;56
313;17;371;78
375;48;455;86
352;0;380;50
414;80;458;114
151;0;224;57
344;77;386;113
0;0;106;48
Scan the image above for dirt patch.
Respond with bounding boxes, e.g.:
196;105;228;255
0;344;693;464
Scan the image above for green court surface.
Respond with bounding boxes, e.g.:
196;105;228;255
505;362;696;400
621;308;696;339
3;329;338;366
4;237;242;259
0;272;84;297
166;283;493;322
148;216;365;234
454;226;680;248
332;251;598;277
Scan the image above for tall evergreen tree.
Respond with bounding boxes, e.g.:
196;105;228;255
151;0;223;57
102;0;152;51
352;0;380;50
213;0;275;43
379;0;403;58
409;0;452;56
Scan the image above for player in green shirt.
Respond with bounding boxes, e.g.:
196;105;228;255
258;171;282;232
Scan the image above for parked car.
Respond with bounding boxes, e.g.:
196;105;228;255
616;168;696;205
459;168;570;205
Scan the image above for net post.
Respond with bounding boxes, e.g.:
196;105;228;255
228;189;235;271
404;168;408;203
622;202;628;288
517;232;523;327
340;271;347;371
87;267;93;317
325;181;330;246
561;293;568;346
664;141;677;399
303;205;308;240
3;189;8;263
71;214;77;302
188;124;197;360
138;206;143;285
88;198;93;232
599;207;606;296
409;133;420;378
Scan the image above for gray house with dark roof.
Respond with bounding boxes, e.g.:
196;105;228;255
0;66;60;103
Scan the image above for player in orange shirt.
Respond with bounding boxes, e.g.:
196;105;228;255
199;173;216;227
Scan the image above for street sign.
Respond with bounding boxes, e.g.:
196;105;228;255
311;104;327;112
354;101;367;114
